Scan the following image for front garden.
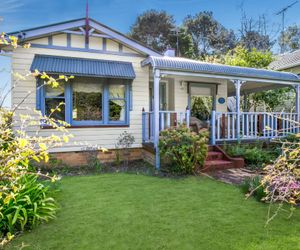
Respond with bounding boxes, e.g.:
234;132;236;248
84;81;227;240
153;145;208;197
6;174;300;250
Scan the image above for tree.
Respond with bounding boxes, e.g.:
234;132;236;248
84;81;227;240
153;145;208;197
225;46;291;111
279;25;300;53
129;9;175;52
183;11;237;57
168;27;196;58
238;14;274;51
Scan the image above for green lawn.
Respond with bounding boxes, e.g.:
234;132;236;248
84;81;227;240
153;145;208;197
7;174;300;250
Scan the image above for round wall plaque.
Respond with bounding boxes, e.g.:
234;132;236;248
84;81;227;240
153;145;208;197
218;97;225;104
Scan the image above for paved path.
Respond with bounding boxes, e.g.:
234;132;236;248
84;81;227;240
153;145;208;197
207;168;258;185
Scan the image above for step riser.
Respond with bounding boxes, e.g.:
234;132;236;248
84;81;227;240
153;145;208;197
206;151;223;161
206;154;223;161
204;146;244;172
203;163;234;172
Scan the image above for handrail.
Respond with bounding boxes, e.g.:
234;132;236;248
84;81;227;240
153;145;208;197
142;109;190;143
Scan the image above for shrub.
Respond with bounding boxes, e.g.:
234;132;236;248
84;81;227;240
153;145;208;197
240;175;267;202
116;131;135;167
159;126;208;174
0;174;58;237
224;143;278;169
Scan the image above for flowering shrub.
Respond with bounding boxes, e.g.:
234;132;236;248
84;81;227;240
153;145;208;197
244;133;300;223
0;33;75;246
159;126;208;174
261;138;300;221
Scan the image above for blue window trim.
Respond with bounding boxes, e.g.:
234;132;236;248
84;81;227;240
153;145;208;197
38;77;132;127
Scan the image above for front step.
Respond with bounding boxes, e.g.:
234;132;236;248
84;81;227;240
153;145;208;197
206;151;223;161
203;146;244;172
203;160;233;172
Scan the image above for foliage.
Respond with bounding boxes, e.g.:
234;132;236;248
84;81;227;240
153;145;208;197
83;146;103;172
279;24;300;53
116;131;135;167
129;9;176;52
224;46;292;111
224;142;278;169
168;27;196;58
190;96;212;121
0;33;75;246
258;133;300;223
240;175;267;202
159;126;208;174
183;11;236;57
0;174;57;237
225;46;273;68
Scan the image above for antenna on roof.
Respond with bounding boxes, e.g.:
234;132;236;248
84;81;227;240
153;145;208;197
85;0;89;45
276;1;298;52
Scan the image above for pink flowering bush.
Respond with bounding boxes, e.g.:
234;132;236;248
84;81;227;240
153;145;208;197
252;134;300;223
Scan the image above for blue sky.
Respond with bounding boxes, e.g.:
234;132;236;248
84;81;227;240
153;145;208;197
1;0;300;35
1;0;300;107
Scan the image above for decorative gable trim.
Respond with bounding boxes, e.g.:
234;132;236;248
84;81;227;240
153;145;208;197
9;18;161;57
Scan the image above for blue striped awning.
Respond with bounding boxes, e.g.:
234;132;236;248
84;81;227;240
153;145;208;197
142;56;300;83
30;55;136;79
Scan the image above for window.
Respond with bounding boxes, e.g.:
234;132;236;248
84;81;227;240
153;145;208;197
38;77;131;127
44;83;65;121
72;79;104;125
109;81;126;122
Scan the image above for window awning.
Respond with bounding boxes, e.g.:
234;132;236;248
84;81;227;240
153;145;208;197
30;55;136;79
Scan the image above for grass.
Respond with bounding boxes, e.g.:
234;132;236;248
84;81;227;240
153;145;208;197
6;174;300;250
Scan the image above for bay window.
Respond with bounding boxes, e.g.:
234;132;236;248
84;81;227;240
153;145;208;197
38;77;131;127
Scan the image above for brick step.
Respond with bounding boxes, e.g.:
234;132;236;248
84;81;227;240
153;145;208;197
203;160;234;172
206;151;223;161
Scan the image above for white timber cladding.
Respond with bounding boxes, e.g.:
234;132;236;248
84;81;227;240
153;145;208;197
12;34;149;152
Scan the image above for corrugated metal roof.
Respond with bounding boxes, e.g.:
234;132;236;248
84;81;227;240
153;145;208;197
269;50;300;70
142;56;300;83
30;55;136;79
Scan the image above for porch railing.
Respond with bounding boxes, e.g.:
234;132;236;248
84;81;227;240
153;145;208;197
211;111;299;144
142;110;190;143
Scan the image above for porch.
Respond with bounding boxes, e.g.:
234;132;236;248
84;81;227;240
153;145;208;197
141;56;300;169
142;110;299;144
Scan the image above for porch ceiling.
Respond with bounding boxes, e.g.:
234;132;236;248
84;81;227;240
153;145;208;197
227;81;291;96
142;56;300;85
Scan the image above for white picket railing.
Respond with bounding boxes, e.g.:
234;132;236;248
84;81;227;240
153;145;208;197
142;110;190;143
211;111;299;144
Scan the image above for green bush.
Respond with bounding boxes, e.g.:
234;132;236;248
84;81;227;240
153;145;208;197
159;126;208;174
224;143;278;169
0;174;58;237
240;175;266;202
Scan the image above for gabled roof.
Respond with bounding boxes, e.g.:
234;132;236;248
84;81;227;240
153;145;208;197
142;56;300;83
9;18;161;56
269;50;300;71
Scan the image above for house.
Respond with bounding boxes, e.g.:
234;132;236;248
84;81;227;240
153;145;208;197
269;50;300;74
5;18;300;169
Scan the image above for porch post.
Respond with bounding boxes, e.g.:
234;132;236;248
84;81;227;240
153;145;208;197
295;84;300;132
153;69;161;169
233;80;245;141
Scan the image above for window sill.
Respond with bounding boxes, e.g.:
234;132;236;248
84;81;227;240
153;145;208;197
40;124;130;129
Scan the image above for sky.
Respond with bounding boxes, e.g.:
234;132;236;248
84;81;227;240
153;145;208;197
1;0;300;36
1;0;300;107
